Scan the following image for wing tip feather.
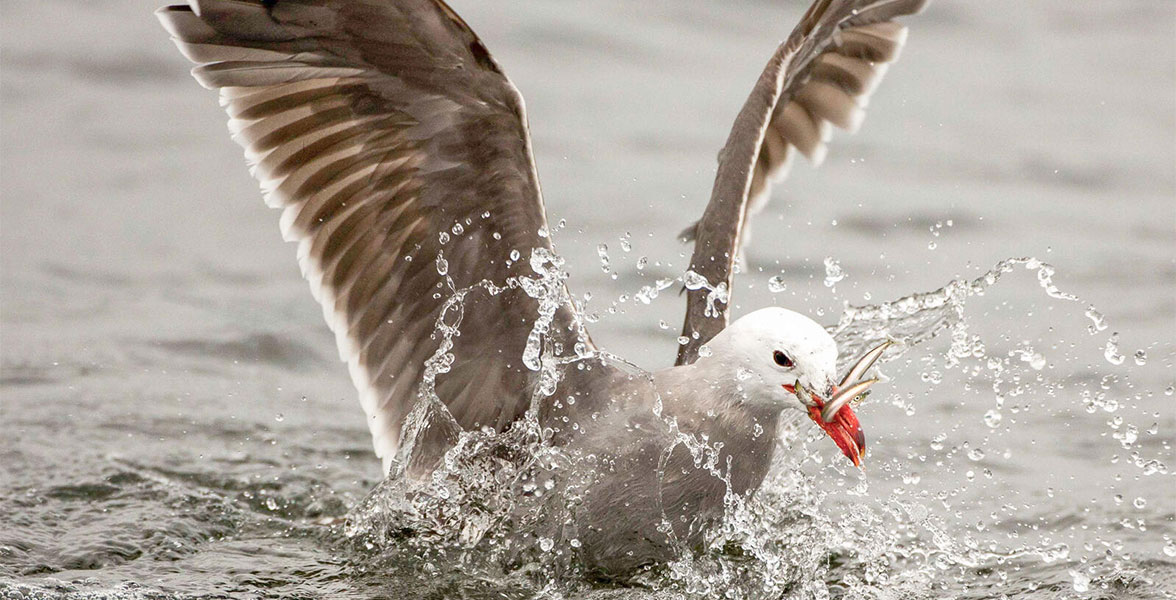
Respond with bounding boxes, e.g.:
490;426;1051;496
809;143;828;167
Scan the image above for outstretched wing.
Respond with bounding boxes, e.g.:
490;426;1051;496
677;0;928;365
158;0;592;474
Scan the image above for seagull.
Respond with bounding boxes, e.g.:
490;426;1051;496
158;0;925;576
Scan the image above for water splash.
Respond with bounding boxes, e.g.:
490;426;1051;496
520;248;571;376
683;270;729;318
829;257;1084;366
1086;306;1109;333
345;253;1173;599
634;277;676;305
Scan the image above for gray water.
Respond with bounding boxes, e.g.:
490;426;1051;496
2;0;1174;598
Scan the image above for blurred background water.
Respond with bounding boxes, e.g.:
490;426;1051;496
1;0;1173;598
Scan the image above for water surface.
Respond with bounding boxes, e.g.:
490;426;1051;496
1;0;1174;597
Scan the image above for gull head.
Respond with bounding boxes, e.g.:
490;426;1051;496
701;307;868;467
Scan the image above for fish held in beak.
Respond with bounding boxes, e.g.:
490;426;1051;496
821;377;878;423
839;340;893;388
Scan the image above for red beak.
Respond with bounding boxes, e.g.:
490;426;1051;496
788;384;866;466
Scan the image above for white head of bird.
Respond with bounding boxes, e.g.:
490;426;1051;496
701;307;838;409
696;306;871;466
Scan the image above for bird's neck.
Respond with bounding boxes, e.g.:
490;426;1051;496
654;362;781;425
653;363;783;494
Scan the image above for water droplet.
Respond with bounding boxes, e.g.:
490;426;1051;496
438;231;450;245
1133;350;1147;366
569;538;582;549
1030;261;1079;301
597;244;610;273
767;276;787;293
435;254;448;276
682;270;708;290
697;345;713;358
636;256;648;270
1163;539;1176;557
983;409;1003;428
1133;497;1147;509
1104;332;1125;365
1015;348;1047;370
451;223;464;235
823;257;845;288
1085;306;1108;333
968;448;985;461
274;413;284;422
1069;570;1090;593
658;320;669;330
927;241;937;250
538;537;554;552
1114;424;1138;449
509;249;521;261
930;434;946;451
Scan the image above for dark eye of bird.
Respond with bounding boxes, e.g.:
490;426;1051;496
773;351;793;368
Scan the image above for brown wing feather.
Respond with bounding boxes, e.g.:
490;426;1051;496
677;0;928;366
159;0;595;474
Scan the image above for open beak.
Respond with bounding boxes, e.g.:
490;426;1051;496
785;339;892;467
807;385;867;467
784;381;869;467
